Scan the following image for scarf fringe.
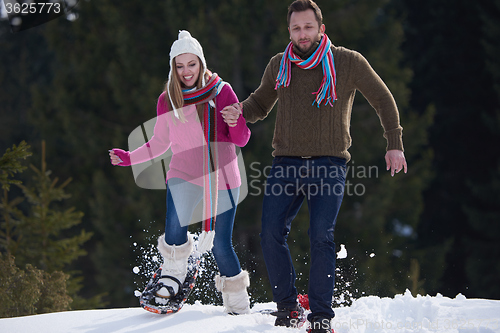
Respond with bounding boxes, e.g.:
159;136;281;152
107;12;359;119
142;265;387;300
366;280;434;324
201;102;219;233
180;74;222;233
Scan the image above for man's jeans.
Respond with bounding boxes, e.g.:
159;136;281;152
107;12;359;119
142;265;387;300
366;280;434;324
164;177;242;277
260;156;346;319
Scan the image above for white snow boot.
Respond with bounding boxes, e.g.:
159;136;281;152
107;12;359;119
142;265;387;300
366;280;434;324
155;233;194;299
214;270;251;315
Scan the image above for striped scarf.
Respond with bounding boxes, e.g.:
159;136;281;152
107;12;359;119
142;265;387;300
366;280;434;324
182;73;222;233
275;34;337;107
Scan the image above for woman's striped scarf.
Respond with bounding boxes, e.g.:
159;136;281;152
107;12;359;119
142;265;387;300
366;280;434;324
182;73;222;233
275;34;337;107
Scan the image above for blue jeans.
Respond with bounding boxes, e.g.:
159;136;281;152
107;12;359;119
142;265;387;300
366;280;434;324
260;156;346;319
164;177;241;277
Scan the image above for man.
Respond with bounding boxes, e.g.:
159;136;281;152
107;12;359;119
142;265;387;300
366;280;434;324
222;0;407;332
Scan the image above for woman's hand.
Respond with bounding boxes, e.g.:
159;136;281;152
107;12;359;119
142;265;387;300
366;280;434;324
109;149;123;165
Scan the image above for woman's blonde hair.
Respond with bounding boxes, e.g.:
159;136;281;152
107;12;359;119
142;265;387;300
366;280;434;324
164;55;207;123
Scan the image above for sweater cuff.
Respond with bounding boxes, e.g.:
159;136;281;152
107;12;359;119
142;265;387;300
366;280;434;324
384;128;404;152
241;99;263;124
228;115;251;147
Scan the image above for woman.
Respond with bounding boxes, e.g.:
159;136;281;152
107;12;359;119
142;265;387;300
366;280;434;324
109;31;251;314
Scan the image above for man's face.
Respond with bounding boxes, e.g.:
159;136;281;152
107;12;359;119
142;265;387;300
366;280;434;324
288;9;325;53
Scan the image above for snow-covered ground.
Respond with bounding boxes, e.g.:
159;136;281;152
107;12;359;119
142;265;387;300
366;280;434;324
1;291;499;333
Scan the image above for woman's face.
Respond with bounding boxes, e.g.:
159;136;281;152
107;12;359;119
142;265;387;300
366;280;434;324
175;53;201;88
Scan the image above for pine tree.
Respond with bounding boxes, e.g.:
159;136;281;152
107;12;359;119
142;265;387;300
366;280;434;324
0;141;97;312
0;141;32;191
0;142;71;317
0;141;32;255
7;141;92;273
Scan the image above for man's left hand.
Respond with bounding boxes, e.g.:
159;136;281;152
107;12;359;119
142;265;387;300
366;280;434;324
385;150;407;177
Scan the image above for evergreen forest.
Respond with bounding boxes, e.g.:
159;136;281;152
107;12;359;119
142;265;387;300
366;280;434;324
1;0;499;315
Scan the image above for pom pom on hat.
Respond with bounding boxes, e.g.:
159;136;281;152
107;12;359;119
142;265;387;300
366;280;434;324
178;30;191;39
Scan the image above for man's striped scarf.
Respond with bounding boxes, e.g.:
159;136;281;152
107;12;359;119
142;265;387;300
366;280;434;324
275;34;337;107
182;73;222;233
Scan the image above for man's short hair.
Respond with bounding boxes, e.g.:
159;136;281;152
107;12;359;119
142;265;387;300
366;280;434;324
287;0;323;27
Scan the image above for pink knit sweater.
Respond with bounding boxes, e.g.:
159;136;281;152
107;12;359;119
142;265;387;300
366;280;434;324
113;84;250;190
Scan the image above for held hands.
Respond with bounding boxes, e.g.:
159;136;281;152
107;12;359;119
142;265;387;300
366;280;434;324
221;103;242;127
385;150;408;177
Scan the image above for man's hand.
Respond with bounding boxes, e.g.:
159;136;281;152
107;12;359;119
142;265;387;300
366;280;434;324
385;150;407;177
221;103;242;127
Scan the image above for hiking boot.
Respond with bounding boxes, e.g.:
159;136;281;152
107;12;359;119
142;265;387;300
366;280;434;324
271;302;305;328
307;315;333;333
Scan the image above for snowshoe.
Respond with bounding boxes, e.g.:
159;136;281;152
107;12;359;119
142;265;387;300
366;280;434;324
139;252;201;314
270;302;306;328
306;315;334;333
256;293;310;319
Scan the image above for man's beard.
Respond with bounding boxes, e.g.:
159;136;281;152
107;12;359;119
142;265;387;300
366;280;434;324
292;34;321;53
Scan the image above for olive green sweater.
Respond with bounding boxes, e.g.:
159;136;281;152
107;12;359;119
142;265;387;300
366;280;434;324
242;43;404;162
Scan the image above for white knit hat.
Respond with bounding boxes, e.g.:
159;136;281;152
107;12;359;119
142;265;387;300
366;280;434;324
169;30;207;72
168;30;207;118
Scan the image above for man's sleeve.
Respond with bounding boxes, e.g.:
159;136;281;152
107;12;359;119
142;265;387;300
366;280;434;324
352;51;404;151
241;55;280;124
